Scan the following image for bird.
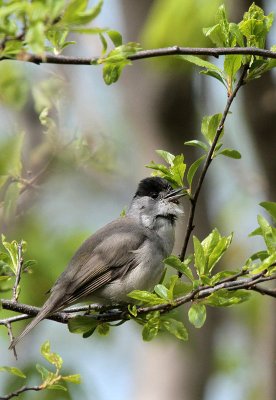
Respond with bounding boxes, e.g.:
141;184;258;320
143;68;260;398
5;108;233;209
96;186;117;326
9;176;185;349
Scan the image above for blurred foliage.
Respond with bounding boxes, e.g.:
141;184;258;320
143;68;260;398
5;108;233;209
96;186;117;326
0;341;81;398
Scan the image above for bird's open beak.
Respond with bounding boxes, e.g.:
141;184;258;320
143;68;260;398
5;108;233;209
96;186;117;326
164;187;187;204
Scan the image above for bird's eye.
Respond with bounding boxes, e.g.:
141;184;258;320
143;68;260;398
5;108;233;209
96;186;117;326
151;193;158;199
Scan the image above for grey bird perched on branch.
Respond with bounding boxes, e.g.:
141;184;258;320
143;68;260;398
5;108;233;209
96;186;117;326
9;177;185;349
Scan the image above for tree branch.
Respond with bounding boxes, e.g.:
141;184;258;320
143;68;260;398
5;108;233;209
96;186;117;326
1;272;275;326
0;46;276;66
0;385;42;400
179;64;250;262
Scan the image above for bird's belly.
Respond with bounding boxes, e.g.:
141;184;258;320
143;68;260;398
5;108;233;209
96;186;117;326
94;258;164;303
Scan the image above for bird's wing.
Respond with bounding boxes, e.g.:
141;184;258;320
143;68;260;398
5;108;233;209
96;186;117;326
50;217;149;307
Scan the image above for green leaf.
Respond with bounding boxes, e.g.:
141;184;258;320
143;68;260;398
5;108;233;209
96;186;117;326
41;341;63;370
36;364;52;381
250;253;276;274
97;323;110;336
188;303;206;328
201;114;222;145
103;60;129;85
99;32;108;54
239;4;274;48
142;313;160;341
200;69;227;87
47;383;67;391
0;366;26;378
1;235;19;273
62;374;82;384
146;162;170;175
257;214;276;254
100;42;142;85
178;55;223;73
202;230;233;274
210;270;240;284
107;30;123;47
184;140;209;151
155;149;175;165
205;289;251;307
218;148;242;159
187;155;205;187
128;304;137;317
26;21;45;54
128;290;168;305
68;315;98;335
170;154;186;187
164;255;194;281
193;236;206;277
260;201;276;223
62;0;103;26
224;55;243;81
166;275;179;300
161;318;188;341
154;284;170;300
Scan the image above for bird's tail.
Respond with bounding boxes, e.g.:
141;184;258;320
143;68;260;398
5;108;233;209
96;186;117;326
9;298;60;350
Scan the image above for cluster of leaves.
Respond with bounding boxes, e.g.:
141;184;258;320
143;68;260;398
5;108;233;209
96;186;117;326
146;116;240;193
0;341;81;395
0;0;142;85
0;235;35;294
179;4;276;94
0;0;105;56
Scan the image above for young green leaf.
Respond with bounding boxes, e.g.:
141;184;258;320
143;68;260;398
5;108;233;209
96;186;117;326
178;55;223;73
257;214;276;254
154;284;170;300
107;30;123;47
218;148;242;159
170;154;186;187
188;303;206;328
161;317;188;341
201;114;222;145
193;236;206;277
187;155;205;187
155;149;175;165
0;366;26;378
142;313;160;341
224;55;243;82
184;140;209;151
68;315;98;335
62;374;82;384
128;290;168;305
41;341;63;370
97;323;110;336
36;364;52;382
204;289;251;307
164;255;194;281
260;201;276;223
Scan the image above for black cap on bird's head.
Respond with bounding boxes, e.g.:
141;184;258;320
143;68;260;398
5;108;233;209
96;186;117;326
134;177;173;199
134;176;187;204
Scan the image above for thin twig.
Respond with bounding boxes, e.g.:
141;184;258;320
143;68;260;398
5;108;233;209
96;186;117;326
1;46;276;65
180;64;250;262
12;242;23;302
0;385;42;400
251;286;276;298
5;322;17;360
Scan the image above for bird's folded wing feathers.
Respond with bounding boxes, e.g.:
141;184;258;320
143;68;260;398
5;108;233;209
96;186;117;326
50;217;149;307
